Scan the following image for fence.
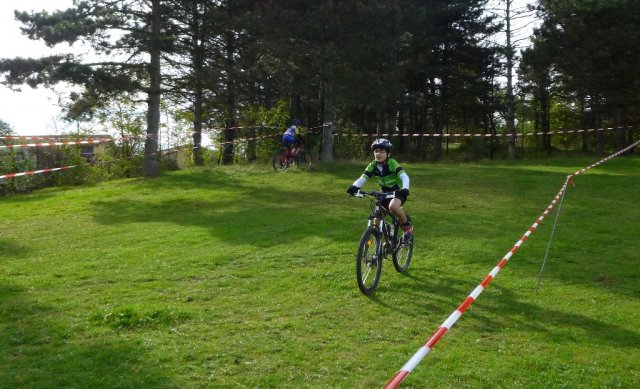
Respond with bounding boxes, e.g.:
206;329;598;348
1;126;637;193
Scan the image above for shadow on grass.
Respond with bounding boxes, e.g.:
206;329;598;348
0;283;174;387
367;266;486;319
88;169;356;246
469;282;640;349
0;239;31;259
375;266;640;350
85;164;640;297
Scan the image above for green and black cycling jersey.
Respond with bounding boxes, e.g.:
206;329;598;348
357;158;407;192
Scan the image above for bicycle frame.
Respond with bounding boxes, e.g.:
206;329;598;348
356;191;401;252
289;143;302;156
273;143;307;170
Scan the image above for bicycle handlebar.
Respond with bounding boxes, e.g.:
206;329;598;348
353;190;396;199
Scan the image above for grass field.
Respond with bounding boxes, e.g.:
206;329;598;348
1;155;639;388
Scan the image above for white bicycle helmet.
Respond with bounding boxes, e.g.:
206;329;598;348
371;138;393;152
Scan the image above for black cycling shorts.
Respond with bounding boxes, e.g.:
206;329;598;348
381;192;406;209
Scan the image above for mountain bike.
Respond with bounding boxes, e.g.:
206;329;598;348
271;143;312;170
353;190;413;295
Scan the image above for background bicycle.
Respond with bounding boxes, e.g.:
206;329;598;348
271;142;313;170
353;190;413;295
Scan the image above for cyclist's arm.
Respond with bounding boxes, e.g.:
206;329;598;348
399;172;409;189
352;176;368;188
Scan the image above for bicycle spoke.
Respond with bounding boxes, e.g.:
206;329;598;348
393;237;413;273
356;228;382;295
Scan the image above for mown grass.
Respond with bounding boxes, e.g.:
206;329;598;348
1;155;639;388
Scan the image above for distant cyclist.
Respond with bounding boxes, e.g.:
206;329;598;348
282;118;304;158
347;138;413;241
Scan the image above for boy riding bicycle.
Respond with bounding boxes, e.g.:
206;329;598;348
347;138;413;241
282;118;304;159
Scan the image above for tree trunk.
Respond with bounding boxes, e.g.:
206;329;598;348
192;0;205;166
222;29;236;165
397;94;406;154
579;98;588;152
594;111;604;155
321;78;334;163
433;117;442;161
506;0;517;159
143;0;162;178
627;127;636;154
615;105;627;154
429;76;443;161
247;127;257;162
193;88;204;166
488;111;496;160
222;118;235;164
541;94;551;154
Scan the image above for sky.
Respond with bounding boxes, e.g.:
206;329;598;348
0;0;77;136
0;0;539;137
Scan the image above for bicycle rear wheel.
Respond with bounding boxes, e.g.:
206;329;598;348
392;234;413;273
356;227;382;295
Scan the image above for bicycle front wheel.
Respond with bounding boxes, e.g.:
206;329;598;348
271;150;288;170
356;227;382;295
393;235;413;273
295;150;313;169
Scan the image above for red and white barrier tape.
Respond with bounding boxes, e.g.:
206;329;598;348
182;125;632;146
214;133;280;146
0;143;211;180
0;135;71;141
0;166;76;180
2;125;628;148
0;138;113;150
383;138;640;389
341;126;632;139
2;131;636;184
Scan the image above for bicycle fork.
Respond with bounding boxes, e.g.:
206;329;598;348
368;217;393;259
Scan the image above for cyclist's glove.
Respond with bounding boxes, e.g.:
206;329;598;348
396;188;409;201
347;185;360;196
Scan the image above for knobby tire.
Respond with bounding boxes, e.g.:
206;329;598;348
392;235;413;272
295;150;313;169
356;227;382;295
271;150;290;170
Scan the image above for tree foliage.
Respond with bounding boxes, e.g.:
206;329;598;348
521;0;640;154
1;0;638;175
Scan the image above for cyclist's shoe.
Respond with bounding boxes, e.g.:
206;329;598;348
402;223;414;243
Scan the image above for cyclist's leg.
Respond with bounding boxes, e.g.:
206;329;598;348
283;136;295;158
388;198;408;225
389;198;413;239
